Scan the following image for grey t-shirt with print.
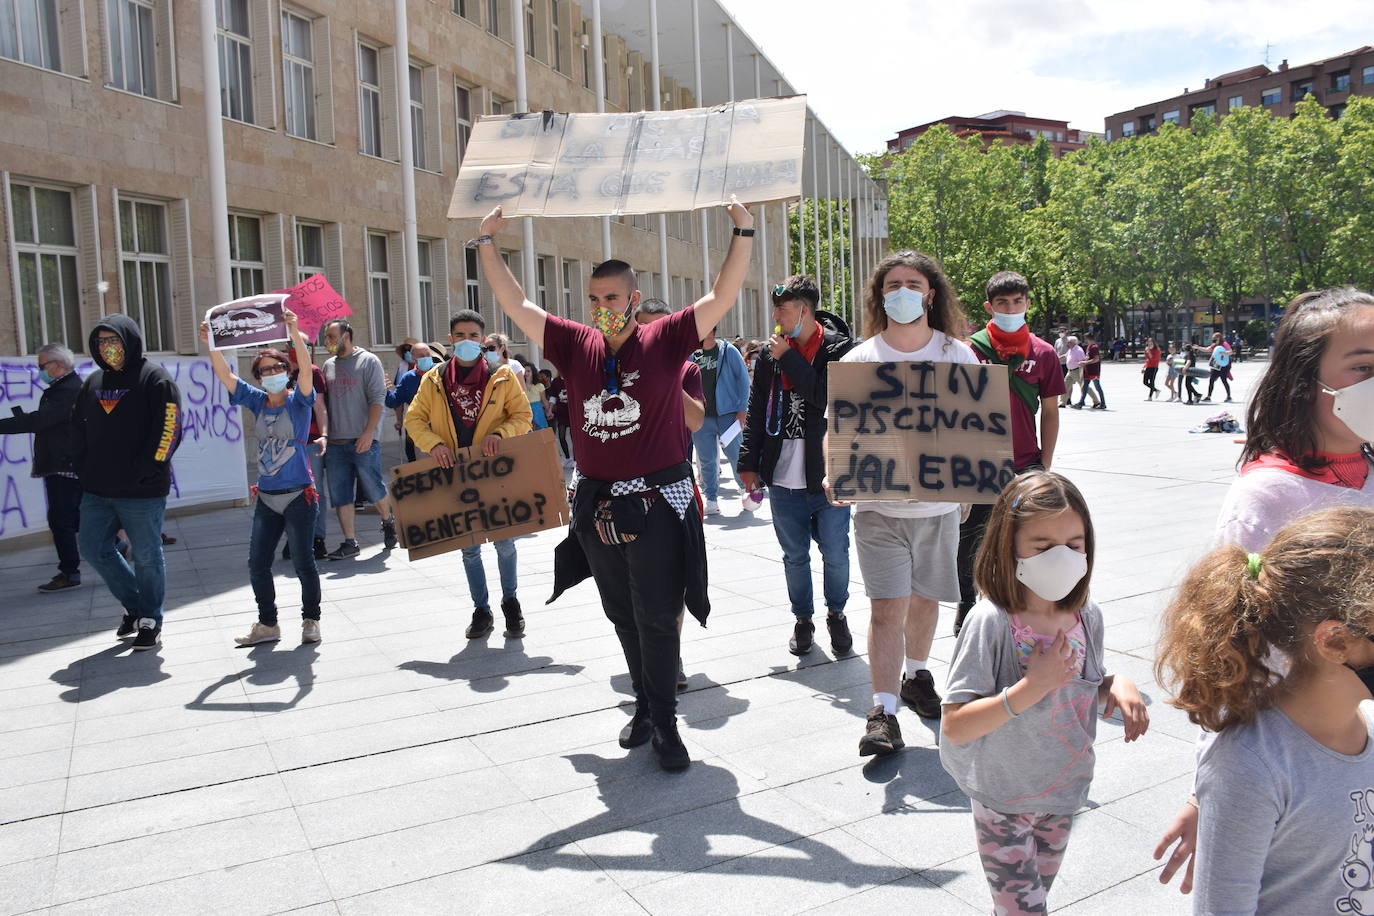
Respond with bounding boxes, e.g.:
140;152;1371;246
1194;700;1374;916
939;598;1106;815
322;347;386;440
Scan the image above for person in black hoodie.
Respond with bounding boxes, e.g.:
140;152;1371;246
739;276;856;658
0;343;85;592
74;315;182;651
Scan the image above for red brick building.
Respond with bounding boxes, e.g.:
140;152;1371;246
1105;46;1374;140
886;110;1099;157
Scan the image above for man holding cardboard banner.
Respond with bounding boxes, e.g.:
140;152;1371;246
470;196;755;771
404;309;532;640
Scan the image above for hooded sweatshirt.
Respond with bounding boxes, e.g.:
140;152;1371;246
74;315;182;498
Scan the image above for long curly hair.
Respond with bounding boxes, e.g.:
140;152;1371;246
1155;507;1374;732
863;250;963;339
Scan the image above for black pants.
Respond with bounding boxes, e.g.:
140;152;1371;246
1185;375;1202;402
554;420;572;459
45;475;82;577
1206;369;1231;399
577;496;687;726
957;502;993;608
1142;367;1158;394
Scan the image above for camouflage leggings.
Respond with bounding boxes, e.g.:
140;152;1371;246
971;800;1074;915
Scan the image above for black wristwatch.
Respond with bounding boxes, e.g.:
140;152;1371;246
732;227;755;237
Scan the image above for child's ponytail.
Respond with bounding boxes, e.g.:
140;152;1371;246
1156;507;1374;731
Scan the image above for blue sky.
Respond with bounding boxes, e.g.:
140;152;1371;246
724;0;1374;155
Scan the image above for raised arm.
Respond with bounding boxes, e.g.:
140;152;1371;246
199;321;238;396
285;309;312;397
474;208;547;349
691;198;755;342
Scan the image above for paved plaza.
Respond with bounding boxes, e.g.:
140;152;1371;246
0;359;1263;915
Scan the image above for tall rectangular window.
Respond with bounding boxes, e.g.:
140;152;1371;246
487;0;505;39
295;220;324;282
118;198;173;352
417;239;434;340
1332;70;1350;92
107;0;157;97
281;9;315;139
1;0;60;69
1364;65;1374;85
228;213;264;298
464;247;480;311
409;64;426;169
453;0;475;20
535;255;548;310
523;1;533;57
9;182;80;355
560;259;574;317
216;0;253;123
357;42;382;157
580;19;590;89
1228;95;1244;109
1121;121;1134;137
551;0;561;72
454;82;472;163
367;231;391;342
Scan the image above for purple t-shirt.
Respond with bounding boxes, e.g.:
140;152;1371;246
974;334;1066;470
543;307;701;480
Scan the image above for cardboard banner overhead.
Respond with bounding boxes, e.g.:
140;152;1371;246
447;96;807;219
826;361;1016;505
387;428;571;561
275;273;352;344
205;293;290;351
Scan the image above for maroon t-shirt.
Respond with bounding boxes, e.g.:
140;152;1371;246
1083;343;1102;379
682;361;704;454
974;334;1066;470
544;306;701;480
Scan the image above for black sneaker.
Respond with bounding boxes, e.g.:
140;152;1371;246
900;670;943;719
312;537;328;560
465;608;494;639
500;596;525;637
953;601;974;637
651;721;691;771
677;658;688;692
131;618;161;651
115;611;138;640
38;574;81;593
858;705;904;757
381;519;398;550
826;613;853;654
326;540;360;560
788;618;815;656
619;707;653;748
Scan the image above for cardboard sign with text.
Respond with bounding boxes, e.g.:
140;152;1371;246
205;293;290;350
387;428;570;560
826;361;1015;504
447;96;806;219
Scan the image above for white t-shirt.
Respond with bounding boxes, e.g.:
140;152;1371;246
839;329;976;518
773;440;808;489
1214;465;1374;552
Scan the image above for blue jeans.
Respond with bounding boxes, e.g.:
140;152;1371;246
310;444;328;540
691;414;745;502
248;493;321;625
1076;378;1105;407
77;493;167;622
462;538;518;609
768;485;851;619
325;439;387;507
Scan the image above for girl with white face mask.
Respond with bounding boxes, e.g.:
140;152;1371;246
939;471;1148;916
1155;286;1374;895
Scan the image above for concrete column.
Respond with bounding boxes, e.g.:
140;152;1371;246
649;0;669;300
753;53;767;333
724;21;740;337
591;0;611;259
199;0;231;305
809;117;820;293
692;0;708;292
393;0;421;338
511;0;539;364
825;133;834;317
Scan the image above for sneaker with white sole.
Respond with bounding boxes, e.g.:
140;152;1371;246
301;619;321;643
131;618;161;651
234;622;281;646
704;499;720;516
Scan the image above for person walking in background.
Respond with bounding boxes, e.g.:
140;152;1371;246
1182;347;1202;404
1195;331;1234;403
545;365;574;469
1054;328;1069;378
0;343;85;592
525;367;550;430
692;324;751;515
1060;335;1085;407
1072;334;1105;409
1142;337;1162;400
74;316;182;651
386;341;436;463
320;319;396;559
1164;342;1183;401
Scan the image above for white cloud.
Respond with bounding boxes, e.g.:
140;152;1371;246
724;0;1374;154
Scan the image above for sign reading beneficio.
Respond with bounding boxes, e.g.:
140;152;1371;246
826;361;1015;505
388;428;570;560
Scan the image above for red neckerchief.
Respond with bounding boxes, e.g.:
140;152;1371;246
1241;450;1371;490
443;357;489;435
780;321;824;390
985;319;1031;360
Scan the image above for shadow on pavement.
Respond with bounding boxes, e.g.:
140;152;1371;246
185;641;319;712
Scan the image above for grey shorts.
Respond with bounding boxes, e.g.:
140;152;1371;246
854;509;961;601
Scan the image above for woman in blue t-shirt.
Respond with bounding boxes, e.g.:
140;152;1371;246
201;309;322;647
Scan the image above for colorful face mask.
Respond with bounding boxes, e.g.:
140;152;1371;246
593;304;632;337
98;337;126;370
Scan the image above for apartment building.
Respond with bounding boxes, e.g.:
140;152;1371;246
1105;45;1374;140
0;0;886;362
886;110;1101;157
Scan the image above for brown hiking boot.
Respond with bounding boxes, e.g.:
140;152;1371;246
858;705;904;757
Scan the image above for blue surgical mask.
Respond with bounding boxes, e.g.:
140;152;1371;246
454;339;482;362
883;287;925;325
484;351;501;367
38;370;54;386
991;310;1027;332
415;356;435;371
261;373;289;393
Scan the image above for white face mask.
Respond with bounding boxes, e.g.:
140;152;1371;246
990;310;1027;332
883;287;926;325
1015;544;1088;603
1321;375;1374;443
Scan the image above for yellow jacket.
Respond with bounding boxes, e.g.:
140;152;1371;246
404;362;532;454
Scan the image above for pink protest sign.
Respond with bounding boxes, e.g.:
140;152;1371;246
276;274;352;342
